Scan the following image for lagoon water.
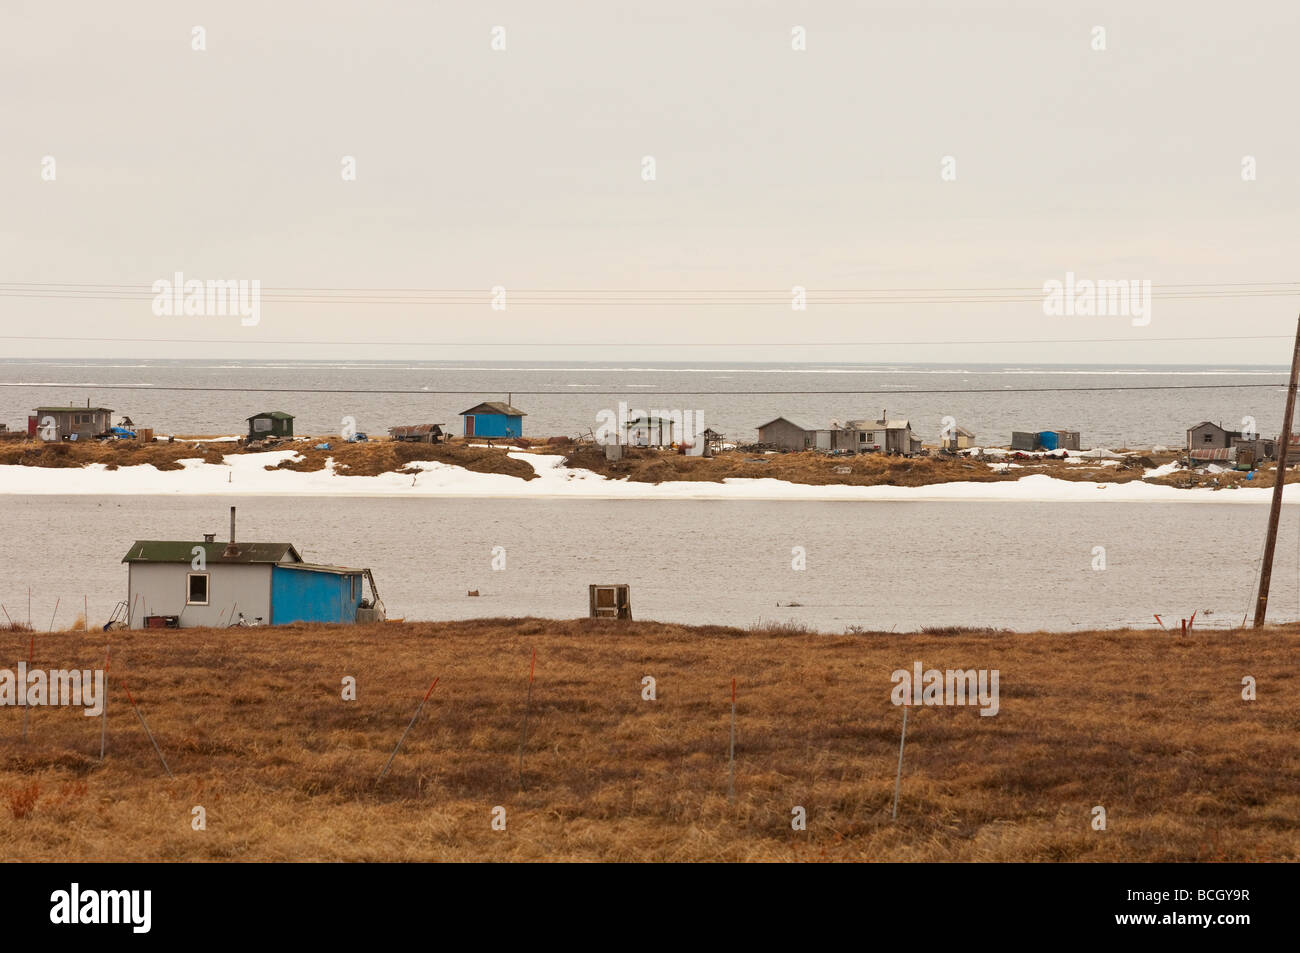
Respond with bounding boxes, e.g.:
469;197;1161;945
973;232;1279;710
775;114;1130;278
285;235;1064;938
2;494;1296;633
3;359;1296;632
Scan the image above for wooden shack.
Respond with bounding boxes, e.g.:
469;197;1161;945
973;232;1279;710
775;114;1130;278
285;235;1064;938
247;411;294;440
29;405;114;441
589;584;632;620
389;424;445;443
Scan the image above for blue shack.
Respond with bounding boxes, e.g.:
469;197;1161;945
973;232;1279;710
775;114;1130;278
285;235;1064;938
120;507;385;628
460;401;527;439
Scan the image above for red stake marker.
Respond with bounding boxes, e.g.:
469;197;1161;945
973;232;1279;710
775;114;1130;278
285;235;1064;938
379;677;440;782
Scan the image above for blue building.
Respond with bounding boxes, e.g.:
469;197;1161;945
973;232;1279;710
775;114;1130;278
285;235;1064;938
120;509;384;628
460;401;527;439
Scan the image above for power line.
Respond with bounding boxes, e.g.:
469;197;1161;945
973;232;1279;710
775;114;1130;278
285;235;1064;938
5;382;1287;396
0;333;1294;347
1;280;1298;306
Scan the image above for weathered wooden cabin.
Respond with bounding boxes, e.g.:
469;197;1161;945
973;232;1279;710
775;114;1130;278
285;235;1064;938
1186;421;1275;462
755;417;818;451
247;411;294;440
29;405;114;441
389;423;445;443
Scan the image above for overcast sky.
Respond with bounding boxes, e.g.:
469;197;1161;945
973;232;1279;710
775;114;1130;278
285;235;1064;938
2;1;1298;364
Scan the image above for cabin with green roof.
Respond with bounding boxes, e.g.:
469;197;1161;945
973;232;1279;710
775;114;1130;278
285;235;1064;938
121;508;382;628
246;411;294;440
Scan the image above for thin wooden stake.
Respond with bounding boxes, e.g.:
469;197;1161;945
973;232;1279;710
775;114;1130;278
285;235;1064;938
47;598;60;633
378;677;439;782
120;679;172;779
891;702;910;821
21;632;34;741
100;645;110;760
517;649;536;790
727;677;737;804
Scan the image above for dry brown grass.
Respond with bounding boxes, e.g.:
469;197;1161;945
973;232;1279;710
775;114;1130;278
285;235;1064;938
5;436;1297;493
563;446;1206;488
263;440;537;480
0;617;1295;862
0;437;539;481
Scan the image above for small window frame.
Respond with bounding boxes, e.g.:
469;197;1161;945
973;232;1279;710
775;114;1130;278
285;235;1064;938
186;572;210;606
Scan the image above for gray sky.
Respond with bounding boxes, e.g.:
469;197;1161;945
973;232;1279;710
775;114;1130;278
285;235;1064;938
2;0;1298;363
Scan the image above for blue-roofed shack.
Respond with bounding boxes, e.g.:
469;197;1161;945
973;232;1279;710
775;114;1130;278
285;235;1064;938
460;401;526;439
120;508;383;628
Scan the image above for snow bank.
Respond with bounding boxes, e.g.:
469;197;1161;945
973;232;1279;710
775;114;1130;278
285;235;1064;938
0;449;1290;504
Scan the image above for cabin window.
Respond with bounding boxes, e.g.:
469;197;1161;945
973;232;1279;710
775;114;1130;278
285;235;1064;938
187;572;210;605
351;576;359;601
253;418;272;432
1202;432;1213;443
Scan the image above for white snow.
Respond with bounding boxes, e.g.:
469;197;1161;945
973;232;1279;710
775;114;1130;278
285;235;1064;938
0;449;1290;504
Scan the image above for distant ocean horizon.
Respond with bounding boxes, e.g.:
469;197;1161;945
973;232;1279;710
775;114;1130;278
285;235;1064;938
0;359;1291;447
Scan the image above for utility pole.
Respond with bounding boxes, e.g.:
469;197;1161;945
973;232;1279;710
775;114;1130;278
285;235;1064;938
1253;312;1300;627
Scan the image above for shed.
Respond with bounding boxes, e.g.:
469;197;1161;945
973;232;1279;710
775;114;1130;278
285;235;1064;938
1186;420;1274;462
943;426;976;451
29;405;114;441
247;411;294;440
120;509;381;629
1038;430;1081;452
755;416;818;452
1012;429;1081;452
625;414;678;447
389;424;445;443
460;402;526;439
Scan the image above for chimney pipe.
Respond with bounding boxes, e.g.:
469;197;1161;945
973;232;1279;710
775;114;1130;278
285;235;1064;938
223;506;240;558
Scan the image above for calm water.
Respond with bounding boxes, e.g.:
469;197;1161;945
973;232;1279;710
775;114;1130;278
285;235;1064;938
2;495;1296;633
0;358;1289;447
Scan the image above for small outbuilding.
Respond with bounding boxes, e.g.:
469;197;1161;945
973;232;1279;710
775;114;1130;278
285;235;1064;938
755;416;818;452
29;405;114;441
389;424;445;443
1186;420;1275;462
943;426;976;451
625;414;679;447
247;411;294;440
460;402;526;439
1012;429;1081;452
121;508;382;629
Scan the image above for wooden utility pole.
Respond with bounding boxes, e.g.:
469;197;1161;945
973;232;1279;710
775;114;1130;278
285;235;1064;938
1253;313;1300;627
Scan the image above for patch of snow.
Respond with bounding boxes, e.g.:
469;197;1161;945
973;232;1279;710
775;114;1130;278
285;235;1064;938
0;449;1291;504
